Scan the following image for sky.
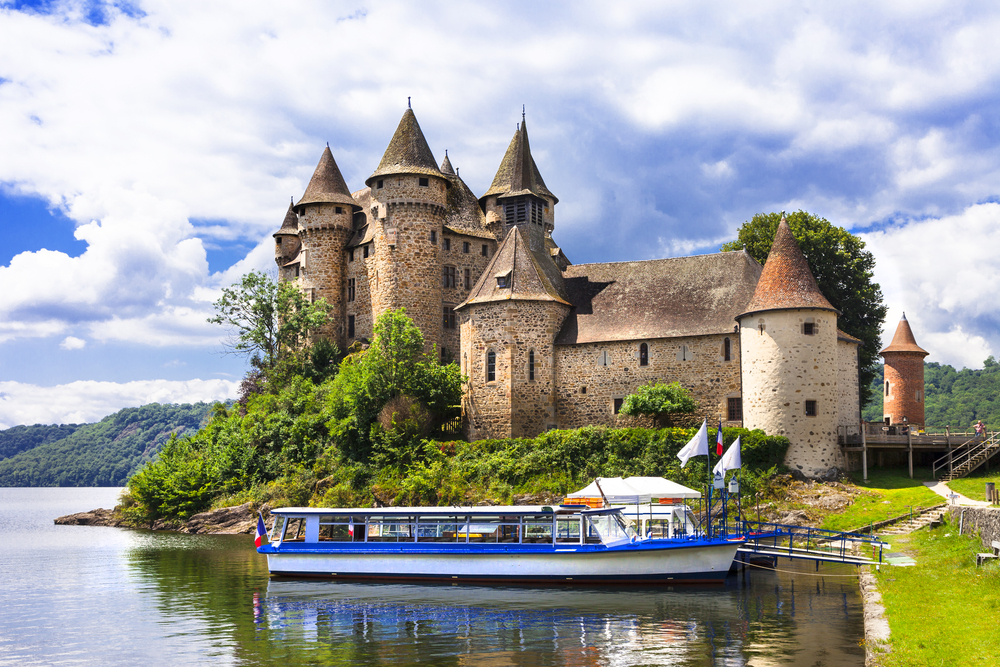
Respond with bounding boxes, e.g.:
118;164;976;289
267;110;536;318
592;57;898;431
2;0;999;428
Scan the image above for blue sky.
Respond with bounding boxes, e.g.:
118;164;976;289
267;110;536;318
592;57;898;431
2;0;1000;427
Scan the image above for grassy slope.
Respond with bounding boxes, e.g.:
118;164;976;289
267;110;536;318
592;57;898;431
819;468;943;532
876;520;1000;666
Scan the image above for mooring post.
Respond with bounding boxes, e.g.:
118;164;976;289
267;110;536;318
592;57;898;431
907;427;913;479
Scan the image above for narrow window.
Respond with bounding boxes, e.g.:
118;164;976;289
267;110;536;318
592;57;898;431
419;177;429;187
294;266;299;277
805;400;817;417
516;198;527;222
639;343;649;366
443;307;456;329
678;344;691;361
528;349;535;381
613;398;624;414
276;237;282;246
724;337;731;361
442;266;457;288
581;386;587;394
487;350;496;382
347;278;355;302
335;206;343;214
463;241;470;253
464;268;471;289
885;381;890;396
482;244;488;257
727;397;743;421
443;238;451;251
348;248;354;262
430;230;437;244
441;347;449;364
915;390;922;402
363;245;369;259
598;350;609;366
377;179;384;189
348;315;355;338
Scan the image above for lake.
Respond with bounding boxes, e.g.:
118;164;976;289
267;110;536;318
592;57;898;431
0;487;865;666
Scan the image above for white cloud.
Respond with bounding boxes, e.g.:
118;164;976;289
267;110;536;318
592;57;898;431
0;378;239;429
59;336;86;350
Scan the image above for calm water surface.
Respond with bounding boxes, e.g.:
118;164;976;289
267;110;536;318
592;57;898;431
0;488;864;666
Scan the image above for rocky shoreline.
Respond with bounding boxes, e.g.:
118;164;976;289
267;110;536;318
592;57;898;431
54;502;262;535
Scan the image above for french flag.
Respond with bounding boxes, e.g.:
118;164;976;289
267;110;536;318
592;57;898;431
716;420;724;456
255;513;268;548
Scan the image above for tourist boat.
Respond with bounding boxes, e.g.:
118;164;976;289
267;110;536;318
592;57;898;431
257;504;744;584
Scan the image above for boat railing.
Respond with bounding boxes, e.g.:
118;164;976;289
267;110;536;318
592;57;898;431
734;520;888;565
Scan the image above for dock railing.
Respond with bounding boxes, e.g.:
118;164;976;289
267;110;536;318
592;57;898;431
733;520;888;566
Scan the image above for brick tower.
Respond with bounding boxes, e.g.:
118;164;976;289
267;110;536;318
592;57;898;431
365;108;448;352
292;146;360;348
737;217;843;475
880;313;929;428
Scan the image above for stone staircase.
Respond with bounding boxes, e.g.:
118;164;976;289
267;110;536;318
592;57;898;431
878;507;947;536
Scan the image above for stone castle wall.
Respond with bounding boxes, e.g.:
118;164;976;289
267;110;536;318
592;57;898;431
553;333;743;430
298;203;353;347
739;310;843;475
883;352;926;426
837;339;861;433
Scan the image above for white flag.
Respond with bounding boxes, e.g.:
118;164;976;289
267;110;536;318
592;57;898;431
713;435;742;475
677;420;708;468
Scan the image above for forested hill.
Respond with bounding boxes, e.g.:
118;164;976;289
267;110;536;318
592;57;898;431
862;358;1000;429
0;402;215;487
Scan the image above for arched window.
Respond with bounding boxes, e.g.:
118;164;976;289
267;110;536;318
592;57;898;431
487;350;496;383
723;337;731;361
528;349;535;381
639;343;649;366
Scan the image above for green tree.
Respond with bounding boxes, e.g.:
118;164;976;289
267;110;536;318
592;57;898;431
207;270;332;371
721;210;888;407
619;381;698;425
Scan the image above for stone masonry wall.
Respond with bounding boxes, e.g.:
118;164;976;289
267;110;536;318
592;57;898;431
947;506;1000;550
739;310;843;475
837;339;861;434
345;242;374;346
553;333;743;430
298;203;353;347
439;229;496;363
883;352;926;427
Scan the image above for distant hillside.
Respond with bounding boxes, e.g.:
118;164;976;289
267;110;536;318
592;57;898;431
862;358;1000;430
0;402;216;487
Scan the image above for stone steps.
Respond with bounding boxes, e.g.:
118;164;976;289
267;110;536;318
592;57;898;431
878;508;947;535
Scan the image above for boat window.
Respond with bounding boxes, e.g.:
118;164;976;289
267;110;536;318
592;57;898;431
317;515;366;542
270;516;285;542
522;515;554;544
585;513;634;546
555;516;581;544
416;516;463;543
365;515;415;542
459;515;520;543
282;517;306;542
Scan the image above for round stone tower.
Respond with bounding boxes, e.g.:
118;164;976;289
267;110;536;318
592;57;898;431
737;217;843;476
294;146;361;348
364;108;448;351
273;199;300;279
880;313;929;427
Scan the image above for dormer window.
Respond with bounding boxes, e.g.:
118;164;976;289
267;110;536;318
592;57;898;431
496;270;511;289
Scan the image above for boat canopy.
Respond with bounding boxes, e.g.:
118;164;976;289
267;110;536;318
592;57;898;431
566;478;650;505
624;476;701;500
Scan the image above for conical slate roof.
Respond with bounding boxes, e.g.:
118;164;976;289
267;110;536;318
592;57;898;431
442;165;489;235
273;200;299;237
457;226;570;309
366;108;441;184
296;146;359;209
739;217;838;318
482;118;558;204
440;151;455;175
880;313;929;356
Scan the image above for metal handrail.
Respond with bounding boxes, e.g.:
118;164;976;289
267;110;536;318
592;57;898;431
933;431;999;479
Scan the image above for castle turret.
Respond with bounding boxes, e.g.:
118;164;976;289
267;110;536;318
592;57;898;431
456;226;571;439
294;145;360;347
364;108;448;352
480;115;557;252
880;314;929;427
737;217;843;476
273;199;301;278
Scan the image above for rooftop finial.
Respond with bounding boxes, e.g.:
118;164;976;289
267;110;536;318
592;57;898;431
522;104;525;120
445;149;448;156
326;141;329;147
408;96;411;109
456;167;460;176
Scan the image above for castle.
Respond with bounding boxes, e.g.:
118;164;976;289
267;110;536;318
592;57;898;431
273;107;862;476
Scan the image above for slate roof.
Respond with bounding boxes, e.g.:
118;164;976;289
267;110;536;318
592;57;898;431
838;329;862;345
440;151;455;175
441;160;489;235
482;118;558;204
555;251;762;345
880;314;929;356
366;109;441;185
273;201;299;237
739;217;838;318
296;146;359;209
457;226;570;308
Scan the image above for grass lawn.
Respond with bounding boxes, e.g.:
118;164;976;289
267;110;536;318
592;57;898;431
874;519;1000;666
947;470;1000;502
819;468;942;532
